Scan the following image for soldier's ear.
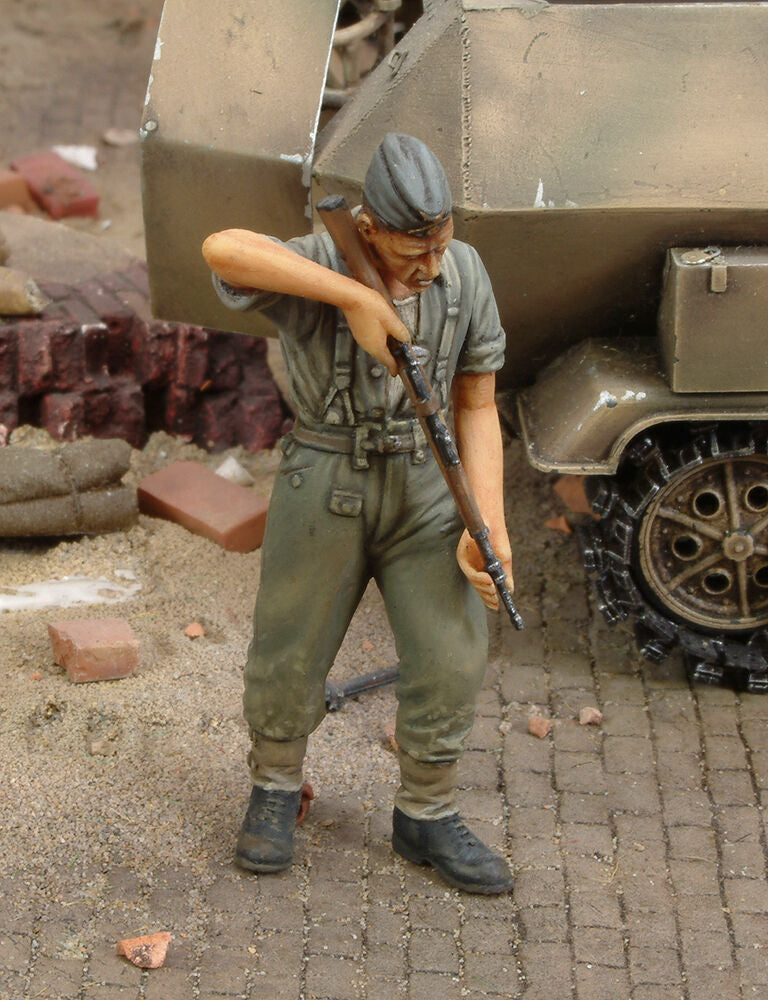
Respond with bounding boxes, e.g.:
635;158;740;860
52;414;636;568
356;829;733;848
357;210;376;241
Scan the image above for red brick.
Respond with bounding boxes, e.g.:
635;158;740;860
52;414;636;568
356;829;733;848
138;322;176;386
83;324;110;375
236;394;285;453
17;320;57;394
164;384;198;437
138;461;269;552
0;329;18;392
49;325;85;389
207;336;242;390
198;391;238;452
41;392;86;441
83;377;145;446
0;169;35;212
48;618;140;682
11;151;99;220
175;326;209;388
0;391;18;443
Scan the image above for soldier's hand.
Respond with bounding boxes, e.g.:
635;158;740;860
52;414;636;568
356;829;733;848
456;528;514;612
342;287;409;377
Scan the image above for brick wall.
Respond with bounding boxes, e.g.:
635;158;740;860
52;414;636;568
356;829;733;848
0;260;291;451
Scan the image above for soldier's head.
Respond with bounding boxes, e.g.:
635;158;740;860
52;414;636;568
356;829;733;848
358;133;454;295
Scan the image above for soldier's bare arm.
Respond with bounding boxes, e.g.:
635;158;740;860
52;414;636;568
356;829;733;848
202;228;408;375
452;371;513;611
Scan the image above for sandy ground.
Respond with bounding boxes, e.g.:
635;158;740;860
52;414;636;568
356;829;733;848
0;425;413;902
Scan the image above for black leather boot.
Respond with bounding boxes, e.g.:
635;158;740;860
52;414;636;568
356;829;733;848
235;785;302;873
392;807;514;894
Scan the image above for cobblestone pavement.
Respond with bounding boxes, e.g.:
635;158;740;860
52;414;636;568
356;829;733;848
1;443;767;1000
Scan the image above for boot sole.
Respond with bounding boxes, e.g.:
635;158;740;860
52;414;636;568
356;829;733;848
392;833;513;895
235;851;292;874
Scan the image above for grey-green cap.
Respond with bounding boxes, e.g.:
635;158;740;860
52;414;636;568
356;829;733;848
363;133;452;235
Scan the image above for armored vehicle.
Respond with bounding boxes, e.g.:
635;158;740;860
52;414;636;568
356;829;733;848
141;0;768;690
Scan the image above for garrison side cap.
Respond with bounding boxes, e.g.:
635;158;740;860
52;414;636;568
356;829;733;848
363;133;452;236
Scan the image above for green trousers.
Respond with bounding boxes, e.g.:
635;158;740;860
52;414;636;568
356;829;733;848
243;438;488;765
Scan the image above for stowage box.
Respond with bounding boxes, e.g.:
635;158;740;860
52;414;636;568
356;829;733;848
658;246;768;394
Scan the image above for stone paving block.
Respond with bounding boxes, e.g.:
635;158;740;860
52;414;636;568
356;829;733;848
654;750;702;790
499;621;546;670
631;987;686;1000
737;944;768;986
0;967;27;998
307;919;362;959
723;876;768;913
138;461;269;552
509;834;561;869
476;687;502;717
685;967;742;1000
27;955;83;998
408;971;465;1000
249;969;302;1000
675;895;729;937
680;928;734;970
602;735;654;775
505;770;555;809
466;714;502;751
658;788;711;827
598;673;646;705
652;722;701;754
668;859;721;896
365;871;400;903
463;951;519;995
554;752;606;794
628;946;683;986
703;734;750;770
550;720;600;754
86;941;144;987
304;954;362;999
666;824;717;861
408;896;459;932
730;910;768;947
517;941;573;995
559;822;614;860
143;966;195;1000
512;867;565;908
623;908;678;950
49;618;139;682
600;704;651;737
0;931;30;972
503;727;552;774
499;663;548;703
708;769;757;806
196;945;251;994
558;791;610;825
517;904;567;943
365;944;407;979
574;962;632;1000
618;871;674;912
408;927;459;974
254;931;303;967
461;919;516;955
364;906;407;947
613;813;664;845
568;886;624;928
572;925;625;967
697;703;740;732
508;806;557;841
457;787;505;823
459;749;499;788
367;975;407;1000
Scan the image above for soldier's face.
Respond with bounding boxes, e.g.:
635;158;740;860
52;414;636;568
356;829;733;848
362;217;454;294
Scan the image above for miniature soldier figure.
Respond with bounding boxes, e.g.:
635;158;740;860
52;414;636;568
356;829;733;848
203;133;514;894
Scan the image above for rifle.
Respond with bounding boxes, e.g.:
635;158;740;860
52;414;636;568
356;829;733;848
317;194;524;631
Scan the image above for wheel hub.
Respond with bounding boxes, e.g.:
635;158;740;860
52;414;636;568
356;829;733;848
638;455;768;631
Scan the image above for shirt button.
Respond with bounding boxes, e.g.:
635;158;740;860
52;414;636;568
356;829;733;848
326;410;341;425
290;473;303;488
370;365;384;378
369;407;384;419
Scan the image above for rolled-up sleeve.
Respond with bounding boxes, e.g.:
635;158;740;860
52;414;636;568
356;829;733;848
456;246;506;374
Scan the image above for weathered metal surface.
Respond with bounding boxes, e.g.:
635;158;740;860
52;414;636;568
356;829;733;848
637;454;768;632
516;339;768;474
141;0;339;336
659;246;768;393
315;1;768;389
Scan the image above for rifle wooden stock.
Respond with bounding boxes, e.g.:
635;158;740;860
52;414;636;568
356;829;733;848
317;194;524;630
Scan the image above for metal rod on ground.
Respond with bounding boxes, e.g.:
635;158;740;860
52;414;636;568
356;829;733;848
325;666;400;711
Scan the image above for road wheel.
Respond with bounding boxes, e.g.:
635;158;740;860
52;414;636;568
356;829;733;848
581;423;768;692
